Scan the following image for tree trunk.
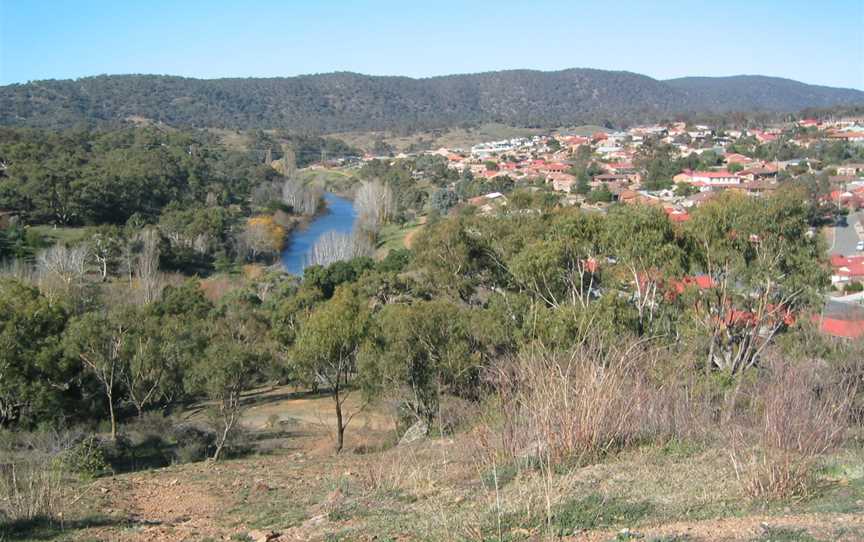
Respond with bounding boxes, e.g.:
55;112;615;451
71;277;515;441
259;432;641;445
334;389;344;453
213;424;231;462
108;393;117;441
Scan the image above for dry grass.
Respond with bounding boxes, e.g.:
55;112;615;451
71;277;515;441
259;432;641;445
729;359;856;500
485;342;709;468
0;456;66;524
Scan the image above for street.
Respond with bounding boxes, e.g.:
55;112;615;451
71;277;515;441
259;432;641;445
830;211;863;256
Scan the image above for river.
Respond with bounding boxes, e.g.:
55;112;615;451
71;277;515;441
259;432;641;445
281;193;357;275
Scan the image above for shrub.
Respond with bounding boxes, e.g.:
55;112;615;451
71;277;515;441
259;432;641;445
171;424;215;464
62;434;111;479
729;360;855;500
127;411;176;443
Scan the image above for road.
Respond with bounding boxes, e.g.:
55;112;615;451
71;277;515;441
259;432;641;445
830;211;863;256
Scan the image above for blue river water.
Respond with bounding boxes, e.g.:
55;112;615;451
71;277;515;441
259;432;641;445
281;193;357;275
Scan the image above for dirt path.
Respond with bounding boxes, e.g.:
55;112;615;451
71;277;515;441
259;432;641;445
403;217;427;249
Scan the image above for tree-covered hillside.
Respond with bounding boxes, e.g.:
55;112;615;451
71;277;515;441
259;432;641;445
2;69;862;132
666;75;864;112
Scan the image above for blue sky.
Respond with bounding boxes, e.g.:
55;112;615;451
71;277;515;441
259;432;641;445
1;0;863;89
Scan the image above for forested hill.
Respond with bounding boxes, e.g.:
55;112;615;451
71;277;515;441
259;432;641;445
2;69;863;132
665;75;864;113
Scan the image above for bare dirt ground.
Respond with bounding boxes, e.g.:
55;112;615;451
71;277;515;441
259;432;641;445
51;389;864;542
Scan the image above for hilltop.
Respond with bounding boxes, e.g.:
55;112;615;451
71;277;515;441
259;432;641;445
1;69;862;132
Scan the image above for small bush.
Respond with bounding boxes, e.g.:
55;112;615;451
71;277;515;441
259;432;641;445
62;434;111;479
127;411;176;442
171;424;215;463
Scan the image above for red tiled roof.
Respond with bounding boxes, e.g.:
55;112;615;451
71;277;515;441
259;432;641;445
724;153;753;164
819;317;864;338
670;275;715;293
831;254;864;278
695;170;737;178
664;208;691;223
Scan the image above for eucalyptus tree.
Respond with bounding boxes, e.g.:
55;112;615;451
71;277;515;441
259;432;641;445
682;191;827;374
291;284;370;452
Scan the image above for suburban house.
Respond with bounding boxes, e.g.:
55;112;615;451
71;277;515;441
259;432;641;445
736;167;778;183
540;162;569;174
603;162;643;183
673;169;741;190
562;135;590;152
827;131;864;145
751;130;779;143
829;254;864;285
736;180;779;196
836;163;864;177
593;173;632;185
817;300;864;339
724;153;757;166
548;172;577;192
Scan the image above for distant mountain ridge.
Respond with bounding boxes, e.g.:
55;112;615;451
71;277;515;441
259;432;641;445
1;69;862;132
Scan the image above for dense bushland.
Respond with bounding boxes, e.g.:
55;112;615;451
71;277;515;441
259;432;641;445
2;71;863;132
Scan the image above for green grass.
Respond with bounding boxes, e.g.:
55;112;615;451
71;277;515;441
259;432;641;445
375;221;422;255
28;225;89;244
484;493;655;540
552;494;654;535
296;168;359;194
750;526;820;542
0;514;130;542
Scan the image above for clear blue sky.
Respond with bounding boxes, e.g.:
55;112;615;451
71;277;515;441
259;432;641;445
1;0;863;89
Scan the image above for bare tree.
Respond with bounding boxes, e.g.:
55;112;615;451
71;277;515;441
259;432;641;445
36;243;89;302
135;229;163;305
307;231;373;268
237;217;283;261
355;180;393;233
251;181;282;207
282;177;322;216
119;237;137;285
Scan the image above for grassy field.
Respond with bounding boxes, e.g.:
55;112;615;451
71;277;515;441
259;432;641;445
28;225;89;244
375;220;424;257
296;168;360;195
209;128;253;151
